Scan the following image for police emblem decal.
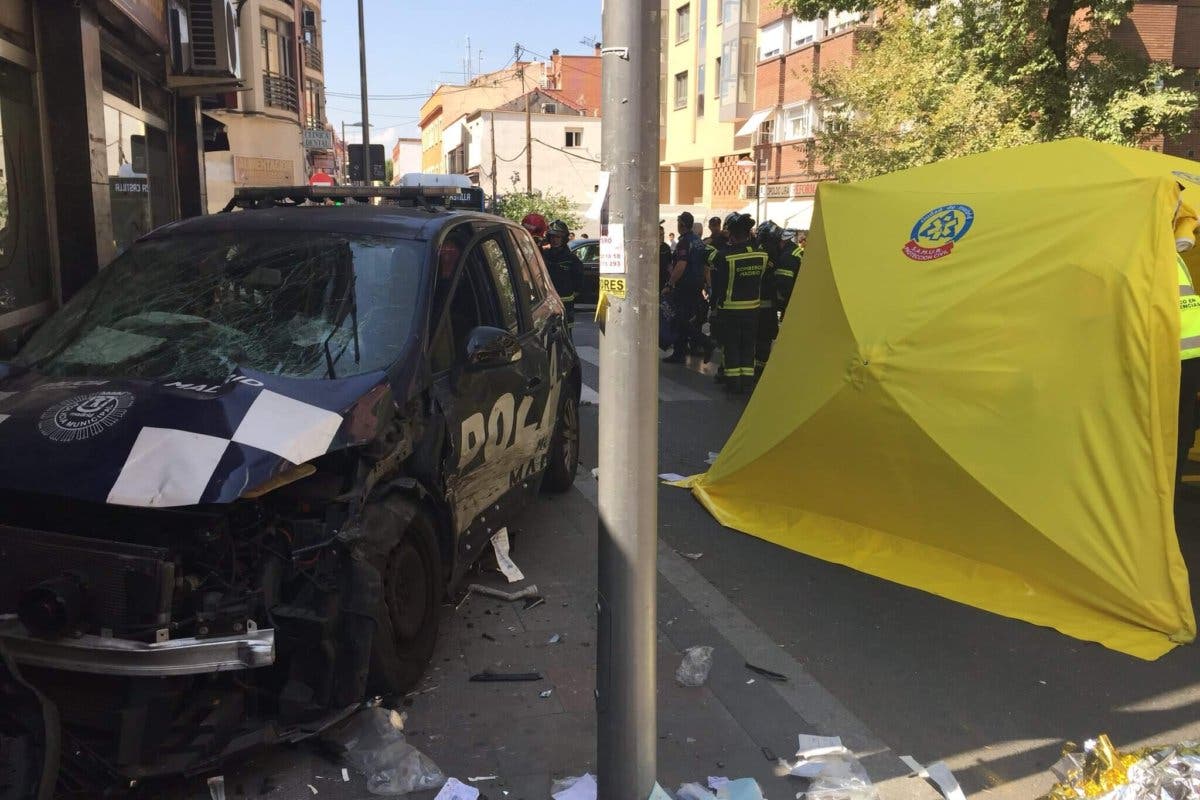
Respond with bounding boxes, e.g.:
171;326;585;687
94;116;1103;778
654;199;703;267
39;391;134;442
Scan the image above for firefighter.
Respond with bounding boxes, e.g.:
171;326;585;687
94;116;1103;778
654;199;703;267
774;229;803;317
544;219;583;328
710;213;766;395
521;213;549;247
754;220;783;376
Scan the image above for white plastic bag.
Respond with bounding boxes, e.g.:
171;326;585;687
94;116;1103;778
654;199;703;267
675;646;714;686
802;752;877;800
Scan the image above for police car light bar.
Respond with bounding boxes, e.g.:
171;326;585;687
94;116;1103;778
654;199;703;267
223;185;485;212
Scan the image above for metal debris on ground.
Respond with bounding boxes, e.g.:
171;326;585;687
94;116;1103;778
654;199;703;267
674;549;704;560
675;646;715;686
482;632;497;641
207;775;226;800
548;633;562;644
539;689;554;698
785;734;878;800
468;775;498;781
468;670;543;682
465;583;540;602
899;755;965;800
1041;735;1200;800
308;785;318;796
762;746;777;761
321;706;446;795
432;777;481;800
489;528;525;582
552;773;598;800
744;661;789;682
523;596;546;610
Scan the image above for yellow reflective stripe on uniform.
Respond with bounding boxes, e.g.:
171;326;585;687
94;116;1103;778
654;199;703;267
723;249;767;308
561;293;577;301
792;246;804;260
775;269;795;279
1178;255;1200;359
723;300;760;310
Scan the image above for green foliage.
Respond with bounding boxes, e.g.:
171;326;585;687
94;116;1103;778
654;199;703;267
493;190;581;232
774;0;1199;179
811;11;1036;182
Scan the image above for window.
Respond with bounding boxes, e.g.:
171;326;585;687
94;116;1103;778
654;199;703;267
697;63;706;117
304;79;324;128
574;243;599;263
759;19;787;59
785;103;813;140
676;4;691;43
260;15;295;77
721;0;738;27
508;229;548;308
826;9;862;34
433;262;484;374
792;18;818;47
737;36;755;104
0;59;51;341
565;128;583;148
758;117;774;146
719;41;735;100
542;103;558;114
714;57;723;98
698;0;707;48
480;238;520;332
674;71;689;110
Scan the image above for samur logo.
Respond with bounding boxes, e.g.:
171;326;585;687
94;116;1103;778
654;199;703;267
903;204;975;261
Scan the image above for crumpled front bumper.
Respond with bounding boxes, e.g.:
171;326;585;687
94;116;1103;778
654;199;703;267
0;615;274;676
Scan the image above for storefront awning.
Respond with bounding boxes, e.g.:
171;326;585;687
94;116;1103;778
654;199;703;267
735;108;775;138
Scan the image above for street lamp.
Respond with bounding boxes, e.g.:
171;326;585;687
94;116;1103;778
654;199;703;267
341;120;373;184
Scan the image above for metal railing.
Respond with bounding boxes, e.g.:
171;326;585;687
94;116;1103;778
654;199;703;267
304;42;323;72
262;73;299;112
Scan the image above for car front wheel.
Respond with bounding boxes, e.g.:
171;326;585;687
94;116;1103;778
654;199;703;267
542;392;580;493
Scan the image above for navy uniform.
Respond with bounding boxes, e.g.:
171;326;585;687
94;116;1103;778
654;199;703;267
774;240;803;317
544;220;583;328
710;216;767;394
754;222;784;375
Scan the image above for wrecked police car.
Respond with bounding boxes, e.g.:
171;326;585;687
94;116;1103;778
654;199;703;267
0;186;581;790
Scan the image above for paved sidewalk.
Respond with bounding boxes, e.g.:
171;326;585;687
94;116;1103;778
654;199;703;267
165;459;934;799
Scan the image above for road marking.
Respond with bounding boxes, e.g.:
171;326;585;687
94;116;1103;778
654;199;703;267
574;346;709;403
572;469;936;800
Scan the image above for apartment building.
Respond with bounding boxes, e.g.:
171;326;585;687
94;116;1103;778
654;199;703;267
203;0;331;212
659;0;760;211
745;7;872;230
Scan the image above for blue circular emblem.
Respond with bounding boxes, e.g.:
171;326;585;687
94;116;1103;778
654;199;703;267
904;204;975;261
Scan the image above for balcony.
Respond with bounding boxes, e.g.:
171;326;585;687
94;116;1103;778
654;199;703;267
304;42;323;72
262;73;298;113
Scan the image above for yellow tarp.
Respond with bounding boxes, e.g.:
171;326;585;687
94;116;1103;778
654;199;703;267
689;138;1198;659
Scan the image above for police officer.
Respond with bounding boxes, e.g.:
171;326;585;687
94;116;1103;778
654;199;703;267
754;221;783;376
544;219;584;328
710;213;767;395
774;229;803;317
663;211;712;363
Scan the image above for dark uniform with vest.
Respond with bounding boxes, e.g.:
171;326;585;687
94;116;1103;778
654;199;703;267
544;220;584;328
754;222;784;375
711;215;767;394
774;238;803;318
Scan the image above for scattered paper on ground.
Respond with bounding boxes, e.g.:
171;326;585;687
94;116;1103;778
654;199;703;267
490;528;524;583
433;778;480;800
659;473;687;482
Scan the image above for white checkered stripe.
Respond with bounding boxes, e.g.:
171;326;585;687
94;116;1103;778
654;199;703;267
107;390;344;508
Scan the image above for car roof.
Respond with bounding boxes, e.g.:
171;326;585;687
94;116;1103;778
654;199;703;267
143;205;514;242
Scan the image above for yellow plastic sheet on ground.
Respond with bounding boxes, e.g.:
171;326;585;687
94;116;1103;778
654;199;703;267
689;138;1197;659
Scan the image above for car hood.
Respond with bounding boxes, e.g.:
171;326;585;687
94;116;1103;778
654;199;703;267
0;368;391;508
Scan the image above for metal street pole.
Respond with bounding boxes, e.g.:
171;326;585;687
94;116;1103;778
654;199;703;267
596;0;660;798
356;0;370;186
340;120;346;182
755;141;763;223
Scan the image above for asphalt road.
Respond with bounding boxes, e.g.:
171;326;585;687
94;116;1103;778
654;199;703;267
570;313;1200;799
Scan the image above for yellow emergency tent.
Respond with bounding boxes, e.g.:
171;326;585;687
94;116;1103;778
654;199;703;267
688;138;1199;659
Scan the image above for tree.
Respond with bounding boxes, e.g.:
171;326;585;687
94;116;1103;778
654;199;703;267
811;12;1036;181
384;159;394;186
778;0;1197;147
493;190;582;232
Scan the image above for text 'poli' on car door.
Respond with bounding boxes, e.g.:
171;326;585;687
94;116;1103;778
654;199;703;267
434;228;553;549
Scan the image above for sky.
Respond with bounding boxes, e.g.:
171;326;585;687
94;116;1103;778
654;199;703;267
321;0;603;147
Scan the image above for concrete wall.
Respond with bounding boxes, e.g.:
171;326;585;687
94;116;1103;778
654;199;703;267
466;111;602;207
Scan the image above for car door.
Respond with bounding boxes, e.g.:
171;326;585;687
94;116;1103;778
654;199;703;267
429;225;552;561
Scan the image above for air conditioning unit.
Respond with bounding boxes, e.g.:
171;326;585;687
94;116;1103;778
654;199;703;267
186;0;239;79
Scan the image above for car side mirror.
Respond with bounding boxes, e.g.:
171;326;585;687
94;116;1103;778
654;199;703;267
464;326;522;370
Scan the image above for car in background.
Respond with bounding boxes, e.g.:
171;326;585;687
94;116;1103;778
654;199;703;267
569;238;599;305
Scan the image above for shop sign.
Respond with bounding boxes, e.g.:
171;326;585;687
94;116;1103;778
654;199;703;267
110;0;168;49
233;157;295;186
303;128;334;151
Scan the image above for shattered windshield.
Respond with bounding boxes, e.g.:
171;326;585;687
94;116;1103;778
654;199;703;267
15;232;424;381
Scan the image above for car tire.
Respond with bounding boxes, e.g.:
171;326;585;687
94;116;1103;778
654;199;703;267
366;501;442;696
542;391;580;493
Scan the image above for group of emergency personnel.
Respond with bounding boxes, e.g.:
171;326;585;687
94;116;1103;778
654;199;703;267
521;212;584;328
662;210;805;395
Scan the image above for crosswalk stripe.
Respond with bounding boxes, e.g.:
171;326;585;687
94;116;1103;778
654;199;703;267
573;346;709;403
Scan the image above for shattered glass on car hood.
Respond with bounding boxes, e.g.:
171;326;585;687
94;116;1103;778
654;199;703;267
0;231;424;508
